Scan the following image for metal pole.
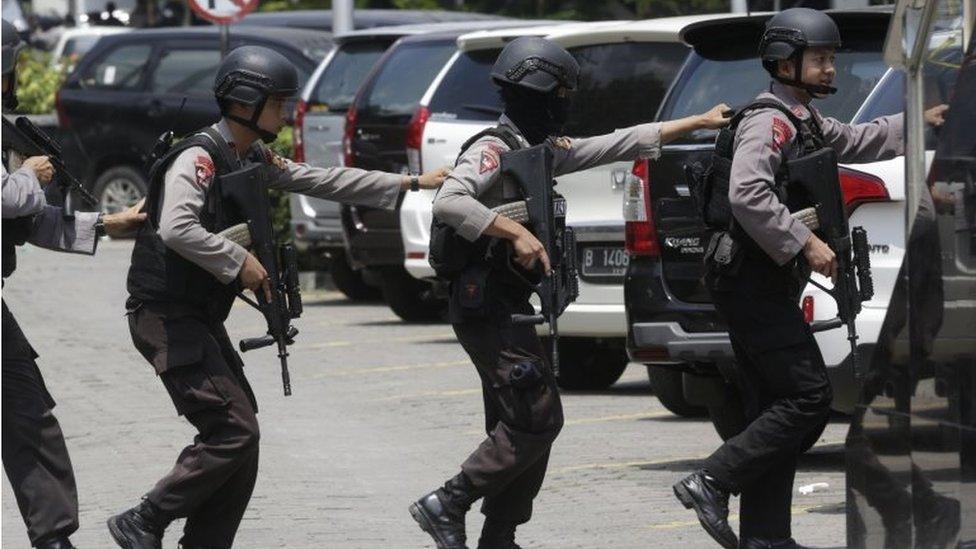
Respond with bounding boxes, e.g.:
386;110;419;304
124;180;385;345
332;0;353;35
221;23;229;58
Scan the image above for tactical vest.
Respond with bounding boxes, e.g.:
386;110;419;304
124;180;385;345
428;125;524;279
126;127;257;321
690;99;827;254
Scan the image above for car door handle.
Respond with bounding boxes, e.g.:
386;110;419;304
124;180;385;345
147;100;167;118
611;168;630;191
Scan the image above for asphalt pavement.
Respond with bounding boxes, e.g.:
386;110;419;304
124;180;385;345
2;240;850;548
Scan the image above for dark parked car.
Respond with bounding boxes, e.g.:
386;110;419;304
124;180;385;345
57;26;332;213
237;9;504;31
623;10;894;431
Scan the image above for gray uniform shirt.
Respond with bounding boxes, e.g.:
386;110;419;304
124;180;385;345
158;120;403;283
730;82;904;265
2;162;100;255
433;114;663;241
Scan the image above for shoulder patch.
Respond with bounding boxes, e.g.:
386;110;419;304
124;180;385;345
790;105;808;119
193;154;215;190
479;143;503;175
552;136;572;150
262;147;288;171
771;117;794;152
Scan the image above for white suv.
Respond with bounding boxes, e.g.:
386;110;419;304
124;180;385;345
400;16;732;389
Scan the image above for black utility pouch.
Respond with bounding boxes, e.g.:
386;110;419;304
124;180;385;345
704;231;743;277
509;360;545;389
451;263;491;319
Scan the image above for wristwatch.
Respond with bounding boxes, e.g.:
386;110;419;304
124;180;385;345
409;175;420;192
94;213;106;237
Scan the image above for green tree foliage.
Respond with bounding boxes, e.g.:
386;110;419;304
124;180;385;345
13;50;67;115
267;127;295;242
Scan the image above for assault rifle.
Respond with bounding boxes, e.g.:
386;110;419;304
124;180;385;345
218;164;302;396
2;115;97;219
498;144;579;376
787;148;874;381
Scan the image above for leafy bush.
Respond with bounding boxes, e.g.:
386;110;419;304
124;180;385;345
13;50;66;115
268;127;295;243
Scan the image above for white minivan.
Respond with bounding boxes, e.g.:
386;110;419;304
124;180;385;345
400;16;733;389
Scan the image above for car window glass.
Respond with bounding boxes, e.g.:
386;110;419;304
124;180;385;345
564;42;688;137
427;48;501;122
362;40;456;120
63;36;100;59
312;41;388;112
664;46;887;144
81;43;151;90
150;48;221;96
854;69;906;123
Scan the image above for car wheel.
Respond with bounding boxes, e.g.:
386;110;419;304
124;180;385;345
707;384;747;441
379;266;444;322
646;365;708;418
94;166;147;214
555;339;628;390
329;250;380;301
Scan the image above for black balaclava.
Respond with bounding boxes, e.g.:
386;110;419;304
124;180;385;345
500;84;572;146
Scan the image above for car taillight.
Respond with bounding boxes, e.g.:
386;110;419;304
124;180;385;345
406;106;430;175
624;159;660;257
293;99;308;163
342;105;357;168
802;295;814;323
839;167;889;215
55;87;69;130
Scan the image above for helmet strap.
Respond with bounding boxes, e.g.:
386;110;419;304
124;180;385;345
773;51;837;97
225;96;278;144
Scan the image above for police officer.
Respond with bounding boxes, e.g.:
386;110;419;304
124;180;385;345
412;36;730;549
671;9;921;549
2;18;146;549
106;46;448;549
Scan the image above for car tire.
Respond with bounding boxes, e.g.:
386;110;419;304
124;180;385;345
555;339;628;390
646;365;708;418
379;266;443;322
707;384;747;441
329;250;380;301
94;166;147;214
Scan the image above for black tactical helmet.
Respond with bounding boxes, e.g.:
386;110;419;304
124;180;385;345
213;46;298;142
3;19;25;109
491;36;579;93
3;19;24;77
759;8;841;96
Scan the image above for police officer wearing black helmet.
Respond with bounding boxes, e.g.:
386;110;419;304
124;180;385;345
107;46;448;549
2;18;145;549
411;36;730;549
672;9;944;549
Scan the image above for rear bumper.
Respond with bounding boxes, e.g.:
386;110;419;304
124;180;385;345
342;205;404;269
630;322;732;362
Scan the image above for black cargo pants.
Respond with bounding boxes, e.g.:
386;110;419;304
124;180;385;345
128;301;260;548
703;255;832;541
450;273;564;525
2;300;80;547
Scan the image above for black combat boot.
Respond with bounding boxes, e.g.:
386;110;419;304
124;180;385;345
477;517;521;549
34;536;76;549
107;498;170;549
739;537;799;549
673;470;738;549
410;472;480;549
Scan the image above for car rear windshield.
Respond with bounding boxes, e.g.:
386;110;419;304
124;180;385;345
360;39;457;121
310;40;390;112
427;48;502;122
662;41;887;144
564;41;689;137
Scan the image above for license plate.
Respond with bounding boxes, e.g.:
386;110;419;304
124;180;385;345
580;246;629;277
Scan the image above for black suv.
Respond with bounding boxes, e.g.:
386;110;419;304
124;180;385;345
623;11;893;432
57;26;331;213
